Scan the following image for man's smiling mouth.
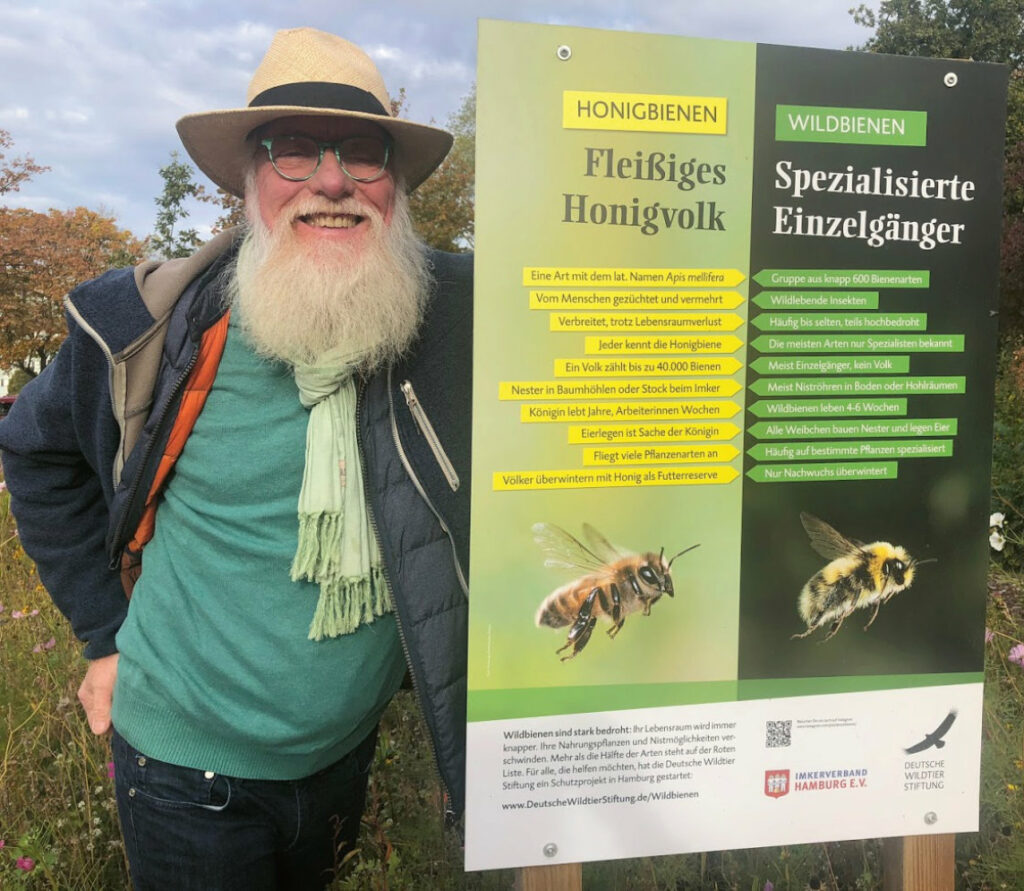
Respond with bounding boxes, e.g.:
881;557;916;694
298;212;362;229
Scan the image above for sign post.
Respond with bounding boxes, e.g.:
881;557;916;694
514;864;583;891
883;835;956;891
468;19;1006;875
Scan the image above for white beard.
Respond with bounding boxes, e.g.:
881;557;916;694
226;184;429;370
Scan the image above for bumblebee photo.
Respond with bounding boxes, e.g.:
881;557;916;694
792;512;936;642
532;522;699;660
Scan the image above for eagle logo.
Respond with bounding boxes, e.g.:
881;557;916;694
904;710;957;754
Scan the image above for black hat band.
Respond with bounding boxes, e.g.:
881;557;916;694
249;82;389;116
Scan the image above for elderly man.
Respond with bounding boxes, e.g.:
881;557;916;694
0;28;470;890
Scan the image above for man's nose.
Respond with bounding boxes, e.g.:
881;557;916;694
310;148;354;197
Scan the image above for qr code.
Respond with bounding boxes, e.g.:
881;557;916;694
766;720;792;748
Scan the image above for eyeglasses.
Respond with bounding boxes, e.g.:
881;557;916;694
259;134;392;183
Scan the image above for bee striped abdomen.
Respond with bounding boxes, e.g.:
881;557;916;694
799;554;866;623
536;580;587;628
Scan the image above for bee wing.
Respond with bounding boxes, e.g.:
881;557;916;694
532;522;609;572
800;512;864;560
581;523;628;562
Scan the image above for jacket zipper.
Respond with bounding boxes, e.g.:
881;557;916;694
399;380;460;492
356;377;457;826
105;346;200;570
391;373;469;596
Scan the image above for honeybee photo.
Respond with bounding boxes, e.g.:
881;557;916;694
792;512;936;642
532;522;699;659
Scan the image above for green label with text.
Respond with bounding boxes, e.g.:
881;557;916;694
747;461;899;482
776;105;927;146
748;439;952;461
751;356;909;374
751;334;963;353
749;398;907;417
747;418;958;439
753;269;929;288
750;376;965;396
753;291;879;309
753;313;926;332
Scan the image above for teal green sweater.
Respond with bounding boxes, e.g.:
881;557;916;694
112;317;406;779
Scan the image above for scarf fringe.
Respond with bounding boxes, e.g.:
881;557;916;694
307;566;390;641
291;512;345;581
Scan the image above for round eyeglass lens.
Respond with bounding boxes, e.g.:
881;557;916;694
340;137;389;180
269;136;320;178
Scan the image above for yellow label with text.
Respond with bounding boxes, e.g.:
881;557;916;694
569;422;740;443
524;267;745;287
530;290;744;310
494;465;739;490
555;357;742;376
583;445;739;465
551;312;744;333
585;335;744;354
563;91;728;135
501;379;741;399
521;401;741;422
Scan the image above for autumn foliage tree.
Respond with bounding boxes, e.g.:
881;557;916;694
390;88;476;252
409;87;475;252
0;207;145;377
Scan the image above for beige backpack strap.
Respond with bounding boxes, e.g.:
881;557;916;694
112;228;241;485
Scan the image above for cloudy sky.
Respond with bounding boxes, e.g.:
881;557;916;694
0;1;874;239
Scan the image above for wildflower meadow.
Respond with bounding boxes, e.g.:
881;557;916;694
5;341;1024;889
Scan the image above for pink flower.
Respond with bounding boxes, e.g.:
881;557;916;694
32;637;55;654
107;761;115;779
764;883;774;891
0;838;5;848
16;856;35;871
986;628;995;643
1009;644;1024;667
0;481;7;493
11;608;39;619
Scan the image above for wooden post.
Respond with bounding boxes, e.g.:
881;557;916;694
882;834;956;891
514;863;583;891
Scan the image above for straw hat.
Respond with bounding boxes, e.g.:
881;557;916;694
176;28;453;197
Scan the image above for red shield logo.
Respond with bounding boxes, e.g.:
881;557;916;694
764;769;790;798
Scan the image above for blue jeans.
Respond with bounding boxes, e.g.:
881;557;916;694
111;728;377;891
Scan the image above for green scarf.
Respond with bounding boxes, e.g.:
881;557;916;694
291;350;390;640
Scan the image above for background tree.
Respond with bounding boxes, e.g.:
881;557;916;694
0;129;48;196
392;88;476;252
0;207;145;377
198;185;247;233
852;1;1024;329
409;87;476;252
151;150;207;259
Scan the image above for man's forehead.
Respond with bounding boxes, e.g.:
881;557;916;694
258;115;390;141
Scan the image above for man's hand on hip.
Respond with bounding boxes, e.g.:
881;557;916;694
79;652;119;735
